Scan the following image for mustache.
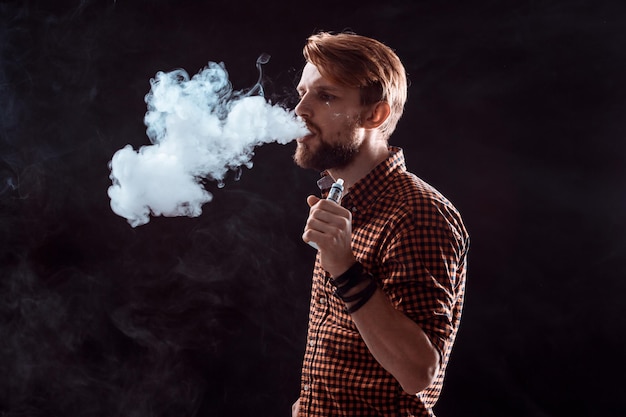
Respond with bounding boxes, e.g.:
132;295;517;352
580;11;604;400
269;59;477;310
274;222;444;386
303;119;319;135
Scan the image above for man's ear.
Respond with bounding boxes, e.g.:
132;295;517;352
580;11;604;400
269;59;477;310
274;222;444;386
362;101;391;129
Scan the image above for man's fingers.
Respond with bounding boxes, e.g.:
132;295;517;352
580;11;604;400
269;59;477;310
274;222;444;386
307;195;320;207
310;199;351;219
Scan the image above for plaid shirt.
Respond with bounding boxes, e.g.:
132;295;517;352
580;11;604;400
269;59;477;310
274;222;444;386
297;147;469;416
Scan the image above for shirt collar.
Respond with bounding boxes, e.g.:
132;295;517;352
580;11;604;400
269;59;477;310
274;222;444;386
316;146;407;209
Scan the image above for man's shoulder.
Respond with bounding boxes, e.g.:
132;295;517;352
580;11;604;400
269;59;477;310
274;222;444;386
384;170;468;236
388;170;449;206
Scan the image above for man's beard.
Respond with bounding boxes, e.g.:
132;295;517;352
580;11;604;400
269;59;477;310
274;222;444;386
293;123;361;172
294;139;360;172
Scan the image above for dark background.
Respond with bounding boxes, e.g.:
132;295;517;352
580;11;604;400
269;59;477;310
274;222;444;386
1;0;625;416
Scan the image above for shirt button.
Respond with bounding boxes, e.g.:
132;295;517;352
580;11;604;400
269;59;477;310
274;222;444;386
303;384;310;391
351;206;357;213
319;297;327;305
308;339;315;347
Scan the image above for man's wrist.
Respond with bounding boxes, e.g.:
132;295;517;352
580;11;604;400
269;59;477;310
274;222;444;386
330;262;378;314
330;262;364;288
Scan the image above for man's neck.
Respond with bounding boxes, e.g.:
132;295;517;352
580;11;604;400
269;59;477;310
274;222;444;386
327;140;390;193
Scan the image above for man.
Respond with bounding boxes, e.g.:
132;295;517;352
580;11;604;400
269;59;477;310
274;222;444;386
292;31;469;416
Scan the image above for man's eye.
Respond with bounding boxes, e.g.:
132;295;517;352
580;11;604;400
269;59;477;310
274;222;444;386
319;93;334;101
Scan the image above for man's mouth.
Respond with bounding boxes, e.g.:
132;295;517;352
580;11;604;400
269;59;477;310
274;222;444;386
297;132;315;143
297;124;317;143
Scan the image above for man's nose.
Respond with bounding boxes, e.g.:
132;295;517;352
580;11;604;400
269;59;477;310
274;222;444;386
295;95;310;118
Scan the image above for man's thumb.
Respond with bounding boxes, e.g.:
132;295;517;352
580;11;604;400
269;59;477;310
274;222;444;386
307;195;321;207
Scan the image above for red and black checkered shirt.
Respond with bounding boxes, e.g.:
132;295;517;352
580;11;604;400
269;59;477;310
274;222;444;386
297;147;469;416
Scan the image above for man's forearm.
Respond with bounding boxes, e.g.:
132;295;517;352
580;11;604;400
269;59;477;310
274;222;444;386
342;281;440;395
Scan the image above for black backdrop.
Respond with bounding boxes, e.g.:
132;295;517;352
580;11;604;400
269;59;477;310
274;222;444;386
1;0;625;416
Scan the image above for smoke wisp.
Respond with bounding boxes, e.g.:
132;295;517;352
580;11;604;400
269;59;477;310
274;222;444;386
108;57;308;227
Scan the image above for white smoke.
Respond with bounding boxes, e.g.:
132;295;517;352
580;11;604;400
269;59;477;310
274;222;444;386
107;58;308;227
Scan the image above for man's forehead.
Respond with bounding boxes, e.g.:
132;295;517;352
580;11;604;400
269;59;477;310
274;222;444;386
300;63;320;79
297;63;340;91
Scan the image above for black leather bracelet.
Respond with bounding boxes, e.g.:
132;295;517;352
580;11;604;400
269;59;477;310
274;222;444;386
334;272;371;298
346;278;378;314
330;262;377;313
329;262;364;287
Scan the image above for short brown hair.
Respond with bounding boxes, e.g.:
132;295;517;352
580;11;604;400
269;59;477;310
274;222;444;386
303;31;407;139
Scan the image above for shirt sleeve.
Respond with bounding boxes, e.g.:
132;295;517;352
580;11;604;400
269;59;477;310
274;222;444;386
377;200;468;359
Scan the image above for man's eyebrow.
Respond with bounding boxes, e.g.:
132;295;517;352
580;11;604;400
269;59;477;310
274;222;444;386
297;84;342;94
316;85;342;93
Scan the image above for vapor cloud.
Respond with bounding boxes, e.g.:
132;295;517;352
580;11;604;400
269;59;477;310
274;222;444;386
108;58;307;227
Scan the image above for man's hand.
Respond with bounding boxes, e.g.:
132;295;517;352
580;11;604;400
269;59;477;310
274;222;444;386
291;398;300;417
302;195;356;277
